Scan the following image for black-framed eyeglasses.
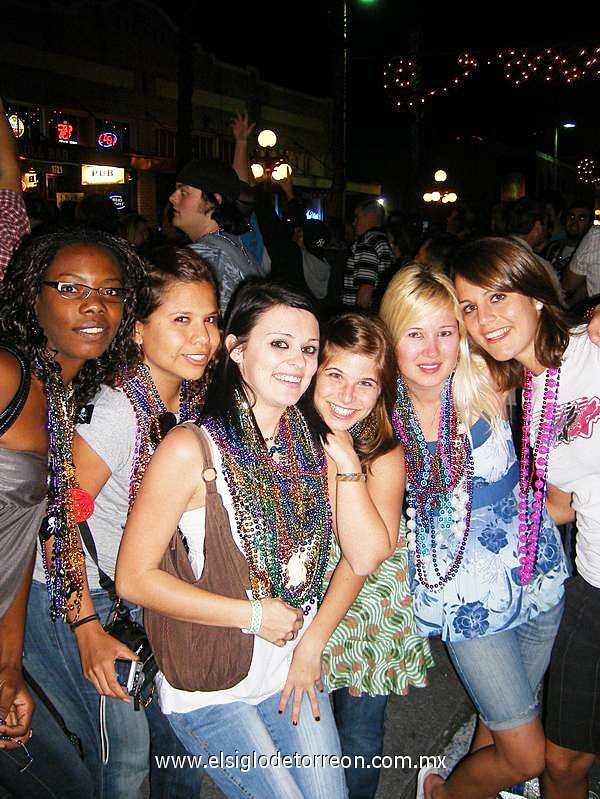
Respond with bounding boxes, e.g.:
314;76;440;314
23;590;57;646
43;281;125;303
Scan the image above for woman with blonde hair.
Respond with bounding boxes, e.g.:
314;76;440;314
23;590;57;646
380;264;568;799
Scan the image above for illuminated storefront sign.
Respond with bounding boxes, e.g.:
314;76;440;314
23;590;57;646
21;170;38;191
107;192;126;210
57;121;77;144
81;165;125;185
98;131;119;149
9;114;24;138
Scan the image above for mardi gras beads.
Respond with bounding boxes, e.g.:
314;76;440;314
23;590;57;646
204;391;332;612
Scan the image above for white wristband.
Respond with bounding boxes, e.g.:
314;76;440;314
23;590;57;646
247;599;262;635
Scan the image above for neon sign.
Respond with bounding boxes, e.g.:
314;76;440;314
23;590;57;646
57;121;77;144
107;193;126;210
98;131;119;149
8;114;24;138
306;209;322;221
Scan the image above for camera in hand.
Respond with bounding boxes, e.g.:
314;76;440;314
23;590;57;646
115;658;144;695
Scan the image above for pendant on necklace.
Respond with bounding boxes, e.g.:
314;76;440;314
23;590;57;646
285;551;307;588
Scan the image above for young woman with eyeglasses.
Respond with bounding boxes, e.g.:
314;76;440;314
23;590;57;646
22;246;220;799
0;227;144;796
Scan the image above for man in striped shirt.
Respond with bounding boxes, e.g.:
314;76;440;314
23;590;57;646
342;199;393;310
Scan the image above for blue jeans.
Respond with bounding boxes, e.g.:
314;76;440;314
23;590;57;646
332;689;389;799
446;600;564;731
0;681;93;798
146;695;203;798
23;581;149;799
168;689;348;798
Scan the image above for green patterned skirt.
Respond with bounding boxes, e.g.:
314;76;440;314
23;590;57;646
322;524;434;697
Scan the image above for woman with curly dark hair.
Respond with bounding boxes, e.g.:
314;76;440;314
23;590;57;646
24;246;220;799
0;227;145;793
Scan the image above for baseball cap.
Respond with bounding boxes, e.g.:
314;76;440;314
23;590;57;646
176;159;240;201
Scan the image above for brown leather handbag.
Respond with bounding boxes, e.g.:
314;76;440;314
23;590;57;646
144;422;254;692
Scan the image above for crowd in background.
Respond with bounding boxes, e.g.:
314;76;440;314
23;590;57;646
1;101;600;799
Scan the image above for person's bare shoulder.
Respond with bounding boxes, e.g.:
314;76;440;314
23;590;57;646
0;350;24;414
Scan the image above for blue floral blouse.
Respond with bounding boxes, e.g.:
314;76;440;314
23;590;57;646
410;417;568;642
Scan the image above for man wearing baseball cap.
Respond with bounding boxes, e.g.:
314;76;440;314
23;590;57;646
170;158;260;312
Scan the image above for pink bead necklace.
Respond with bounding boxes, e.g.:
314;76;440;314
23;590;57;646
518;365;560;584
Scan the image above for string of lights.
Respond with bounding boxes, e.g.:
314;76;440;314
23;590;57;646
577;157;600;184
383;52;478;109
384;45;600;109
490;47;600;86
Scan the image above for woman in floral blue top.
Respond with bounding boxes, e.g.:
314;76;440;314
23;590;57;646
380;264;568;799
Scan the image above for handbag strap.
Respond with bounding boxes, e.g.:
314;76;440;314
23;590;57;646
0;343;31;436
176;421;251;589
78;519;118;601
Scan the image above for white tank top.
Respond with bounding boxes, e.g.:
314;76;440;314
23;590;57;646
157;431;318;714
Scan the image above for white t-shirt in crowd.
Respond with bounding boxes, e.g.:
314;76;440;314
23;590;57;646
571;226;600;297
532;328;600;588
33;385;137;589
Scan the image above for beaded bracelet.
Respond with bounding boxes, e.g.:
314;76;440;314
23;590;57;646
248;599;262;635
336;472;366;482
70;613;100;631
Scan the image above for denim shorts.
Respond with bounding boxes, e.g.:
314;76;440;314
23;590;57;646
446;600;564;731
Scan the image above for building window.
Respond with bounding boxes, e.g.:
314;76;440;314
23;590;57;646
192;134;215;160
221;138;235;164
155;129;176;159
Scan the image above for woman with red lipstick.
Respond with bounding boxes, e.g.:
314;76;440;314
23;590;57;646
116;282;391;798
379;263;567;799
0;227;145;795
23;246;220;799
279;312;432;799
453;237;600;799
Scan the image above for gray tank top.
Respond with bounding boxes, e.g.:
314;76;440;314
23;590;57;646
0;446;47;620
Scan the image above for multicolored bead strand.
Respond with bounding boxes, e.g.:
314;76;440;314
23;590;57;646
204;390;332;612
119;363;202;507
518;366;561;585
392;375;473;591
39;367;85;621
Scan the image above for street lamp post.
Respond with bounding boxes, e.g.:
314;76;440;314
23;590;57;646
250;129;293;183
552;120;576;188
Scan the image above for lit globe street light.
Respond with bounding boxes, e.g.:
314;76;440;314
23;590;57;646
250;128;293;182
272;162;293;181
422;170;458;205
257;129;277;148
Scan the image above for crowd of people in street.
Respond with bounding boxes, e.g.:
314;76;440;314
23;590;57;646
1;99;599;799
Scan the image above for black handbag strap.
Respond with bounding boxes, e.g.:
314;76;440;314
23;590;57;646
0;343;31;436
78;520;118;601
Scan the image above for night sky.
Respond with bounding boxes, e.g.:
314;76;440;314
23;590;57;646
182;2;599;185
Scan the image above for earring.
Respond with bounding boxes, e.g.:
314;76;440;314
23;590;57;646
535;301;543;312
